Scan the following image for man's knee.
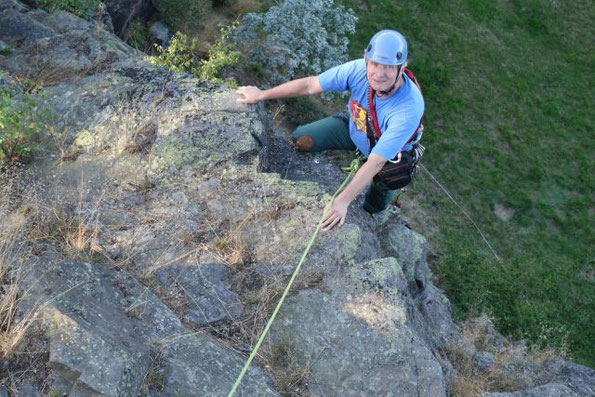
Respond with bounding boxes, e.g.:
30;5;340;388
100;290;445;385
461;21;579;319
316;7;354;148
293;133;314;152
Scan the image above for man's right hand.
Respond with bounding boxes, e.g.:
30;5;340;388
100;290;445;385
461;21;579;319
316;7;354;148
236;86;263;104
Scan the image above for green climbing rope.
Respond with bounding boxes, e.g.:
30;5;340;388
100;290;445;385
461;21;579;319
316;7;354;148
228;158;360;396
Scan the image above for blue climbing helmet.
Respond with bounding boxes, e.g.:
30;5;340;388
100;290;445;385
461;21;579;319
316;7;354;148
364;30;408;66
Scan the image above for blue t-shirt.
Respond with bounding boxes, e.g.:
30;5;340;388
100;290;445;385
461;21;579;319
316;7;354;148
318;59;424;159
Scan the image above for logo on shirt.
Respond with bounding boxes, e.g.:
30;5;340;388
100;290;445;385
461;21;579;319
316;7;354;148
350;100;367;134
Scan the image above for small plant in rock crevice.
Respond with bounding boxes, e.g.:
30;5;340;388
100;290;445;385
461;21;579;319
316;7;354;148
0;87;45;165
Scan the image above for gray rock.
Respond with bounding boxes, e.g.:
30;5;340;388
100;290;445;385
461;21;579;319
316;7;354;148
154;263;243;326
0;4;137;83
0;8;55;45
486;383;579;397
161;338;279;396
0;0;28;12
29;9;91;32
474;351;496;372
380;218;429;286
544;359;595;396
0;385;8;397
17;382;39;397
17;249;274;396
149;21;171;47
270;258;446;397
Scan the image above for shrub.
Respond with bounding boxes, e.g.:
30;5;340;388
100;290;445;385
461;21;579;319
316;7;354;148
150;27;240;85
233;0;357;85
197;23;240;85
150;32;202;76
155;0;208;32
0;88;44;163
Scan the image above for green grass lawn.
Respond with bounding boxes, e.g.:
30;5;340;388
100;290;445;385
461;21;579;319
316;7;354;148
339;0;594;365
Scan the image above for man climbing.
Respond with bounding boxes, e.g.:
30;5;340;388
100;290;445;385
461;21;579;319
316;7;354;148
236;30;424;231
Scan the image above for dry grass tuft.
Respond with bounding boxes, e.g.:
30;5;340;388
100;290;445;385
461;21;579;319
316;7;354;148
205;210;255;266
0;215;39;359
138;346;166;394
265;342;312;396
210;233;249;266
448;314;566;396
28;205;101;261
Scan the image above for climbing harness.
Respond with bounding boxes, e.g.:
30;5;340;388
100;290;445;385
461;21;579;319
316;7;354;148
365;67;425;190
228;159;361;397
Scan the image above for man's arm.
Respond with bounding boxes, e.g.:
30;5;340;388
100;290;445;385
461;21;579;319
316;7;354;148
236;76;323;104
322;154;387;230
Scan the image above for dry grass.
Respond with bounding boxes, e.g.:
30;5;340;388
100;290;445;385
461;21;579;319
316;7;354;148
0;174;39;359
0;263;38;358
265;342;312;396
138;346;166;395
27;204;101;261
448;314;566;396
205;210;255;266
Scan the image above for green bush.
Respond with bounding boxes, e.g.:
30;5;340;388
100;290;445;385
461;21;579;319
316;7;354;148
155;0;208;31
234;0;357;85
0;88;43;163
197;24;240;85
150;27;239;85
149;32;202;76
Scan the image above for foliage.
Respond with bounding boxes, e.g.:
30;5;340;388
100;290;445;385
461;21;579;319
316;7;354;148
150;27;240;85
0;88;44;163
234;0;357;85
197;23;240;85
37;0;100;19
154;0;208;31
126;19;150;51
340;0;594;365
150;32;202;75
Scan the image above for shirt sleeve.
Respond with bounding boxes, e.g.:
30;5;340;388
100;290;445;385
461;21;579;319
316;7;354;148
318;60;361;92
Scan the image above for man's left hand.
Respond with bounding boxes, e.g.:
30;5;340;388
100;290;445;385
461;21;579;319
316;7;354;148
322;196;349;231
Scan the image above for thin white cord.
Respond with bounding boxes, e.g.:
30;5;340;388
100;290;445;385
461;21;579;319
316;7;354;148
419;163;501;262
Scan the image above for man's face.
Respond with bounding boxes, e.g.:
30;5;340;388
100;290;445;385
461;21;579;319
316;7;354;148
366;59;401;92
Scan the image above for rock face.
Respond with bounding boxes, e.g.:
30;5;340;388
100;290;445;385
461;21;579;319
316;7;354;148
17;247;277;396
271;258;446;396
1;1;593;396
0;1;137;83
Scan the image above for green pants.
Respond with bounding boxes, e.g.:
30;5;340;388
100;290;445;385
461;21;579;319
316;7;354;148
292;115;397;214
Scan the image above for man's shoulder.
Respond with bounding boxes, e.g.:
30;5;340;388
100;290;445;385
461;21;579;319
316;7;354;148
319;58;367;92
324;58;364;73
